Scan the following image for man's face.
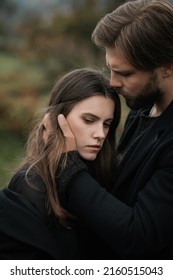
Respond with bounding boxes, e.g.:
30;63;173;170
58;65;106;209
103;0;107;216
105;47;163;110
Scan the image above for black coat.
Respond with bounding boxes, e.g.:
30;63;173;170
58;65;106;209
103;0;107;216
66;101;173;259
0;176;80;259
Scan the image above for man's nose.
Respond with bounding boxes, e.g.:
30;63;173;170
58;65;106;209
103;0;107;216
110;72;123;88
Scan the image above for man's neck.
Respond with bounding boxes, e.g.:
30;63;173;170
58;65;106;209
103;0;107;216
149;98;173;117
149;105;162;117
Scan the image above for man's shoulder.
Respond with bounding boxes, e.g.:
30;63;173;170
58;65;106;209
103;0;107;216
124;108;145;129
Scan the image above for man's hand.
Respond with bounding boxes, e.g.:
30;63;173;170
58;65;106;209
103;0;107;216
57;114;76;152
42;113;76;152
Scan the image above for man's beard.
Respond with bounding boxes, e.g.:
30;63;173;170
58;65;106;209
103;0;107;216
117;72;164;110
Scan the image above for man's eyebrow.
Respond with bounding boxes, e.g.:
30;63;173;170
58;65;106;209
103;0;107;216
106;63;118;71
106;64;134;75
106;62;117;69
107;65;123;75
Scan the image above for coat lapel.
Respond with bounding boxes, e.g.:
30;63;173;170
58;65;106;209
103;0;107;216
114;101;173;189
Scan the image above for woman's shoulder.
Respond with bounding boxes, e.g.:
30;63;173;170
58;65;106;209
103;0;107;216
8;165;45;193
7;165;47;215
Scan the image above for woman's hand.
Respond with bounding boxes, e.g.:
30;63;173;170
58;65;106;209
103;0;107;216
57;114;77;152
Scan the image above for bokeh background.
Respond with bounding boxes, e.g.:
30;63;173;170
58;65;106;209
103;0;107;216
3;0;169;188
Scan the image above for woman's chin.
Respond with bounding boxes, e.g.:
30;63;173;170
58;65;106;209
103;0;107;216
79;152;97;161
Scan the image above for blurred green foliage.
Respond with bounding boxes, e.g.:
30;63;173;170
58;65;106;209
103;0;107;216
0;0;126;188
0;131;24;188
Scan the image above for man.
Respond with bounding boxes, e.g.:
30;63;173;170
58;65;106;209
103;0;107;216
45;0;173;259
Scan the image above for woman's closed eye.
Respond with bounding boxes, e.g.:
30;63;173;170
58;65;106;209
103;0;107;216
83;117;95;124
83;117;112;128
104;121;112;128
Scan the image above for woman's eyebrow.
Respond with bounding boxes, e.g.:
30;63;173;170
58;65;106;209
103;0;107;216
82;112;114;121
81;112;99;118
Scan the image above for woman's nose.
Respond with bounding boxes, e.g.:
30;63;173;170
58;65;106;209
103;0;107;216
93;125;106;139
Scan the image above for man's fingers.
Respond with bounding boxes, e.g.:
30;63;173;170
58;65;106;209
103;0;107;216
57;114;76;151
42;113;53;132
42;113;76;151
57;114;73;138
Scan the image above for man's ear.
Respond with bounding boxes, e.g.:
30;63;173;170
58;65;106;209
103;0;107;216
161;64;173;78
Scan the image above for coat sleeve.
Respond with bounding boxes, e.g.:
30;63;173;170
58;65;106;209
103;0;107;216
8;168;48;215
66;148;173;258
0;188;61;259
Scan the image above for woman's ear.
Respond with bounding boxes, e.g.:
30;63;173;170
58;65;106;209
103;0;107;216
42;113;53;144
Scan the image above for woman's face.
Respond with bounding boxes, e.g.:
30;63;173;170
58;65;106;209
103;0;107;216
66;95;115;161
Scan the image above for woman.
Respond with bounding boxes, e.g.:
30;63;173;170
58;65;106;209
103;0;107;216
0;68;120;260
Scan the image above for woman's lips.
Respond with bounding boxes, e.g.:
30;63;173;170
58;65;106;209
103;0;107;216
86;145;101;151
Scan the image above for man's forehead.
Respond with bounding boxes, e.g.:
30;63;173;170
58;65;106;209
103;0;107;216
105;47;131;68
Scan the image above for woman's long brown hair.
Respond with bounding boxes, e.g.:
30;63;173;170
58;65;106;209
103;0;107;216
20;68;121;225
